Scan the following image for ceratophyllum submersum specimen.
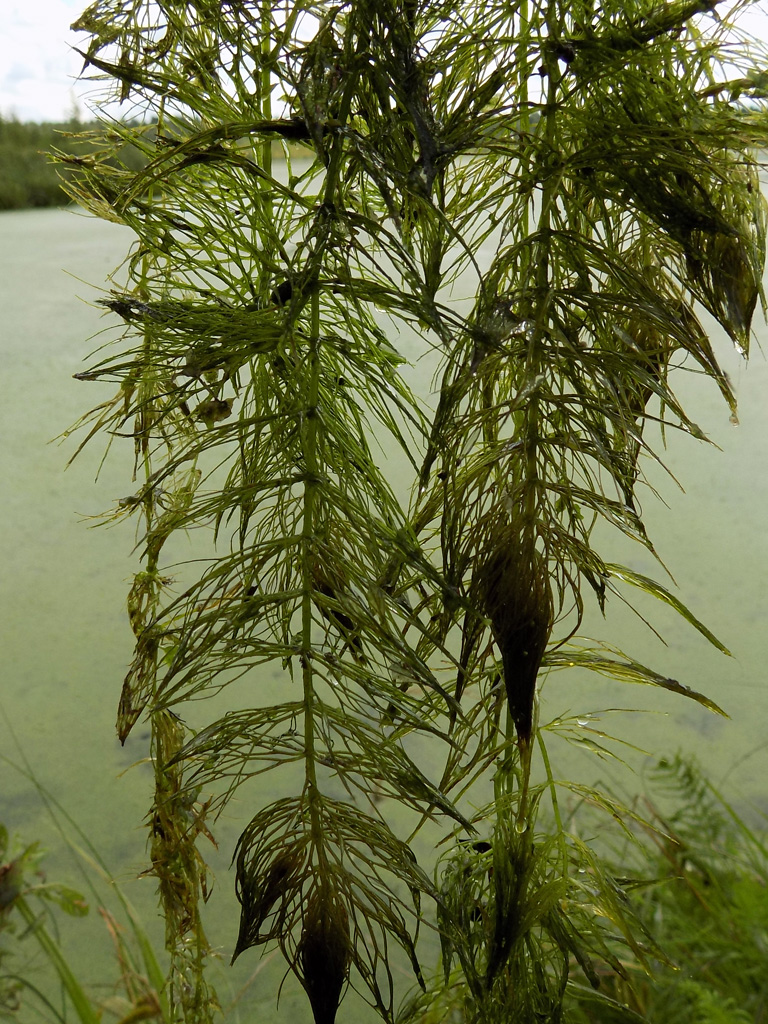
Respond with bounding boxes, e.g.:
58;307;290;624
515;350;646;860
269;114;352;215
62;0;768;1021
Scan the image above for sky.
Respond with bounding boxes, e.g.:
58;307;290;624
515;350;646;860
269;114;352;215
0;0;94;122
1;0;768;123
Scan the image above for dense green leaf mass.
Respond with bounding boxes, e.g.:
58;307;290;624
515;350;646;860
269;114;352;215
62;0;768;1021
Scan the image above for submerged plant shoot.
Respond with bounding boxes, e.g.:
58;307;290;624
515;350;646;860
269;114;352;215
62;0;768;1021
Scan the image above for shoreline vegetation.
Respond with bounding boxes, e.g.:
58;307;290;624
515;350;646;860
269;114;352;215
0;115;313;211
0;116;145;210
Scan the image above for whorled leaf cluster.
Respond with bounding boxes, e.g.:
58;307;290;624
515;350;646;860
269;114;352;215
62;0;768;1021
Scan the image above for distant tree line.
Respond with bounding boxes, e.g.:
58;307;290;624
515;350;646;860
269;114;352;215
0;115;147;211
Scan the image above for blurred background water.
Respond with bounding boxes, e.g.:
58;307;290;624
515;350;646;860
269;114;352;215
1;199;767;1019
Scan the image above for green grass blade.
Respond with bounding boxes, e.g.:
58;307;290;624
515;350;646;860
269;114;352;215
14;897;101;1024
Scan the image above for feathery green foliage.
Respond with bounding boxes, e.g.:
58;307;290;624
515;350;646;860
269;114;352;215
61;0;768;1020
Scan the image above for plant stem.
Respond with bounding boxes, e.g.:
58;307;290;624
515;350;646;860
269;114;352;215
302;288;322;822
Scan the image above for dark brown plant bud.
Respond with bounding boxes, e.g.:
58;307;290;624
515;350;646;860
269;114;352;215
232;846;303;961
311;559;366;664
270;279;294;306
193;396;234;426
474;528;553;746
298;886;351;1024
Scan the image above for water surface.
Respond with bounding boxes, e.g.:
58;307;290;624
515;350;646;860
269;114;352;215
1;204;767;1018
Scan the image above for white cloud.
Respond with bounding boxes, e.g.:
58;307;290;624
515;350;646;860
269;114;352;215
0;0;92;121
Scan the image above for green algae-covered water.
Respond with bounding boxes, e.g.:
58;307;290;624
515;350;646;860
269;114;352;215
1;204;767;1020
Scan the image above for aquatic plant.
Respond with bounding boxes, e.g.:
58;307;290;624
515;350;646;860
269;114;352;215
4;754;764;1022
61;0;768;1021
